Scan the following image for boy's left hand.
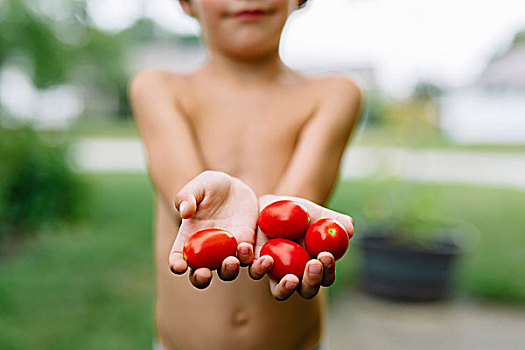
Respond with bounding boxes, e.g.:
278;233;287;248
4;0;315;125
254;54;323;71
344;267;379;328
253;195;354;301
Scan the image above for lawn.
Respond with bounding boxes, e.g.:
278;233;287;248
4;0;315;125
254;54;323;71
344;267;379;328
0;174;154;350
1;174;524;349
55;117;140;139
351;124;525;153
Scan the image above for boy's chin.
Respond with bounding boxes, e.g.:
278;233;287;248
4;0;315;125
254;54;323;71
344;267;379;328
220;42;279;60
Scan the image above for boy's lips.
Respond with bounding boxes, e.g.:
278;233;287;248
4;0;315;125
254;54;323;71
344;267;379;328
234;9;269;21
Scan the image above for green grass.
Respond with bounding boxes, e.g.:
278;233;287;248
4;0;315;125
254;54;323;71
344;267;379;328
52;117;140;139
0;174;155;350
1;175;525;349
352;123;525;153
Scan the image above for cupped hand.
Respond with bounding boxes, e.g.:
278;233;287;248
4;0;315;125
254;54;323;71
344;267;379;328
169;171;272;288
254;195;354;301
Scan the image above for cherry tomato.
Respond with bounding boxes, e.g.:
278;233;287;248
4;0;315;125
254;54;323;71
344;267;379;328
183;229;238;269
258;200;310;240
304;218;349;261
260;238;311;281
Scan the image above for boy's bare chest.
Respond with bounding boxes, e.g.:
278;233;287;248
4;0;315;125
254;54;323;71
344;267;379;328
177;82;316;188
183;86;311;132
180;85;314;156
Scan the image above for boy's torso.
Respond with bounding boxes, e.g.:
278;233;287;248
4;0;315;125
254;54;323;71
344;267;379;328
154;69;340;350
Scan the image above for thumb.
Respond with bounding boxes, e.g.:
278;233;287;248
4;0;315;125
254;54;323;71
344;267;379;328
174;178;206;219
175;198;197;219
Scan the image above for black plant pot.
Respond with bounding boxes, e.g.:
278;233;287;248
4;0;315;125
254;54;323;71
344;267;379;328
356;233;462;301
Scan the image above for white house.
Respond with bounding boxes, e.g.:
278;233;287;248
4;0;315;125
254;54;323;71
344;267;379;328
439;45;525;144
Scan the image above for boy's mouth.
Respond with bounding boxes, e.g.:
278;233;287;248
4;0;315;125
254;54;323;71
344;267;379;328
235;9;268;21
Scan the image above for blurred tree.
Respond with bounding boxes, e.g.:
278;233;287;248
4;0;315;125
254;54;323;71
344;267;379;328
0;0;130;117
0;122;85;241
1;0;75;88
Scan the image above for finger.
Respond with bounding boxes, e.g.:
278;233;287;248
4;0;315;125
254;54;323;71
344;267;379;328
254;228;270;258
339;215;354;239
318;252;336;287
178;200;196;219
298;260;323;299
270;274;299;301
189;268;212;289
218;256;240;281
169;231;188;273
174;179;206;219
237;242;254;266
249;255;273;280
169;251;188;274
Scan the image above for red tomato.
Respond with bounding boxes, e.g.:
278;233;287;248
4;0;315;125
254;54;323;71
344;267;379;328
260;238;311;280
305;218;349;261
183;229;238;269
258;200;310;240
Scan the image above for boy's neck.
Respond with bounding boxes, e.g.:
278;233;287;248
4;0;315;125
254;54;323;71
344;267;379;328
203;50;290;86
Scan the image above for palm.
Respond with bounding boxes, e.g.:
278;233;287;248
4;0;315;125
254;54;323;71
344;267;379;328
175;177;259;251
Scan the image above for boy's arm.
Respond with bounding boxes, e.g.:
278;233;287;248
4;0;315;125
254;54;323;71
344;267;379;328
129;70;205;207
273;77;362;204
130;71;270;288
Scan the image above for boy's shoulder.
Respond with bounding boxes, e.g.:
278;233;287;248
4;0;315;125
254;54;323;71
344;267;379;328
300;73;363;120
130;69;186;96
305;74;362;101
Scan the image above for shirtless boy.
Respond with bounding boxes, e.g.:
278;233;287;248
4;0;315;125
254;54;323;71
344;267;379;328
129;0;362;349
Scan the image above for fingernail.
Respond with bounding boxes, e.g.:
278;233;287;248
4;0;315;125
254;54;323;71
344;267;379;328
225;264;237;273
309;264;322;275
179;201;187;215
170;260;185;273
261;257;271;269
320;256;332;267
284;281;297;290
196;274;207;285
240;246;250;256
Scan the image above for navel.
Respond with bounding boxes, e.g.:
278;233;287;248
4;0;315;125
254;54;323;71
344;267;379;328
231;308;250;327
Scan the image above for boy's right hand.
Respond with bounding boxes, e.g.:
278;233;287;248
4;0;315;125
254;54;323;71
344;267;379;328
169;171;273;288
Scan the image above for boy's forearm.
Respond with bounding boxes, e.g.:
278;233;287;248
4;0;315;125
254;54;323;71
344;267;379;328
139;129;206;209
150;160;205;210
129;70;207;208
271;169;340;205
270;78;362;206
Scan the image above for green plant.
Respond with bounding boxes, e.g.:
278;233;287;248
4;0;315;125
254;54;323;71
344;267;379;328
0;123;85;241
356;175;467;247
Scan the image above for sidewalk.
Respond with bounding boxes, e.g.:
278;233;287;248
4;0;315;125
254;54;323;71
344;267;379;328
327;290;525;350
72;138;525;191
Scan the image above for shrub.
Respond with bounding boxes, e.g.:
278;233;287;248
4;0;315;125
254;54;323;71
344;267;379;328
0;123;84;241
